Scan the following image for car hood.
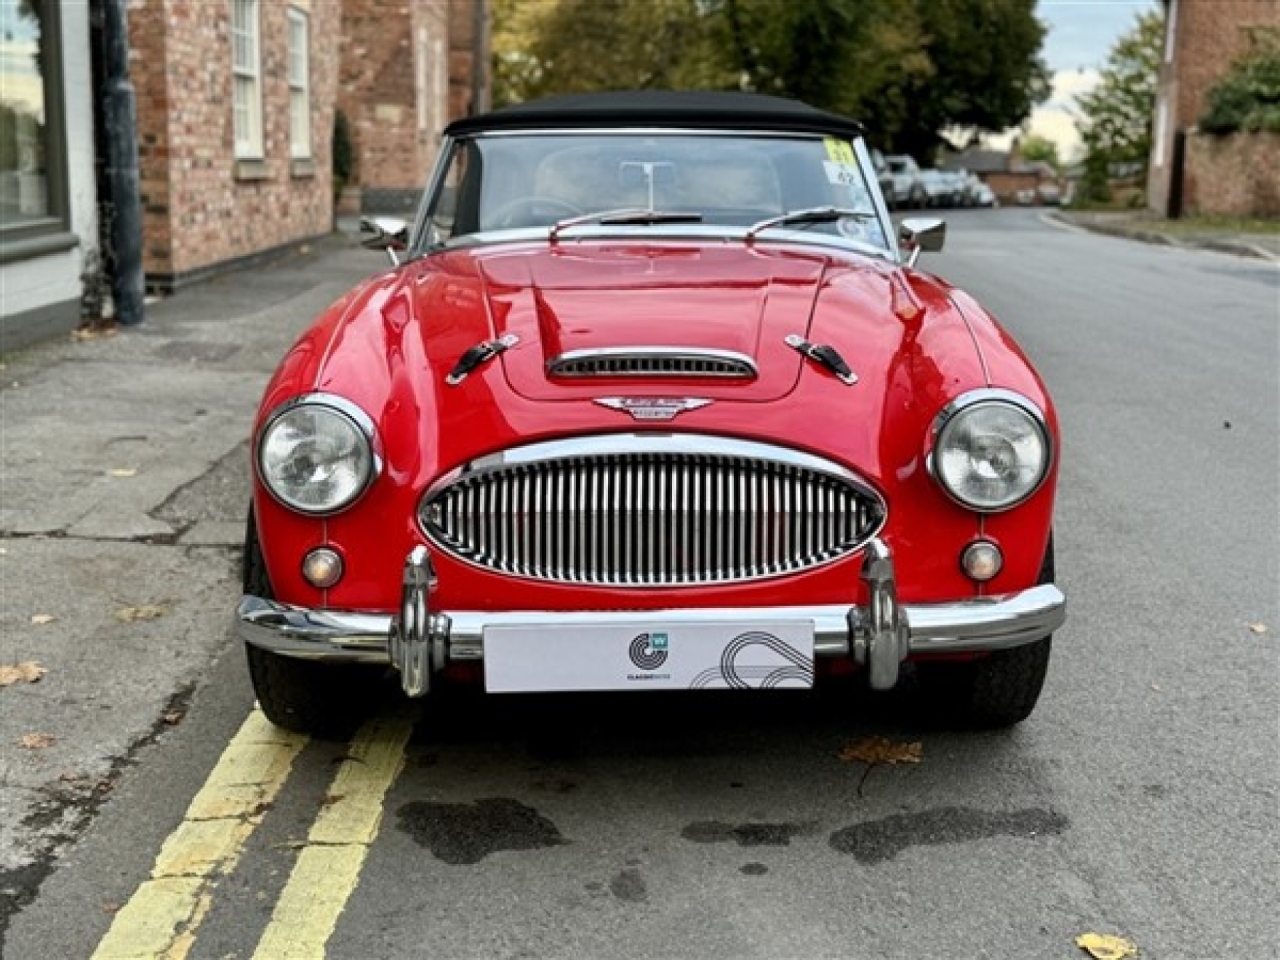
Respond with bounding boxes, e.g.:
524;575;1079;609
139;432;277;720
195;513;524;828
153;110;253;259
475;243;822;402
286;238;988;488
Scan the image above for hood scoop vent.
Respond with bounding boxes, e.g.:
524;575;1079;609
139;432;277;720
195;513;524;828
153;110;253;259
548;347;758;380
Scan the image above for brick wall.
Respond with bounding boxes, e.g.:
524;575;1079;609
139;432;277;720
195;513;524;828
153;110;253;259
1149;0;1279;215
129;0;339;287
1185;132;1280;216
338;0;451;211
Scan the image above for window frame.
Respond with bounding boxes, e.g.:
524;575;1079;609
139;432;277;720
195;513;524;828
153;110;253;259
231;0;264;161
287;7;311;161
0;0;74;263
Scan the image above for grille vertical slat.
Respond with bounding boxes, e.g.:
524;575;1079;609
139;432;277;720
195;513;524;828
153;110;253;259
423;448;884;587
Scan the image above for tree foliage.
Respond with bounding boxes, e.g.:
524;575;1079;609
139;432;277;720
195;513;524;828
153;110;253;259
1075;9;1164;174
1019;133;1060;170
1199;42;1280;135
491;0;1049;156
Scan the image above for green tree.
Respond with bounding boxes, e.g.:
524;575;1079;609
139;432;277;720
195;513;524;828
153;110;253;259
1075;9;1164;182
492;0;726;106
1019;133;1060;170
491;0;1049;159
1199;43;1280;134
894;0;1051;159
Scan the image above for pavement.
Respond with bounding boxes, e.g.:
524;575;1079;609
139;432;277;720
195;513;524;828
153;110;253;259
0;224;387;939
1048;208;1280;261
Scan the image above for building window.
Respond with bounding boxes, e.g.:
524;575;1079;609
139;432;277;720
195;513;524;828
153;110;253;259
287;8;310;159
0;0;70;251
231;0;262;159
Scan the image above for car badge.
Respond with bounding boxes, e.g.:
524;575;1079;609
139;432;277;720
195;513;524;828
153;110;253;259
594;397;713;421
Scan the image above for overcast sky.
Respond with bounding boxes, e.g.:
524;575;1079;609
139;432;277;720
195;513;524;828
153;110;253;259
982;0;1159;160
1039;0;1160;72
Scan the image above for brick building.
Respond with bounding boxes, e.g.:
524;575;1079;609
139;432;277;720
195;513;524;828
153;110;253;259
2;0;490;349
939;142;1060;205
128;0;342;290
338;0;489;214
1147;0;1280;217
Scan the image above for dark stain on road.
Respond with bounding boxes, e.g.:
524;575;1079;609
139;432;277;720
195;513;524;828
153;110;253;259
396;797;567;865
829;806;1068;864
609;868;648;903
682;820;808;847
740;862;769;876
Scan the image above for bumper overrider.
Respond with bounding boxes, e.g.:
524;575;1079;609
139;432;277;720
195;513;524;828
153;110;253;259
236;539;1065;697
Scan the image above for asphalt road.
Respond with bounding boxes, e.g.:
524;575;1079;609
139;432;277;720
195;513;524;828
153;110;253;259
3;210;1277;960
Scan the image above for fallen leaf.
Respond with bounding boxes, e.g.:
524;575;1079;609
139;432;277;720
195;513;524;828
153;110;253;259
108;468;137;478
101;901;121;916
18;733;57;750
31;613;56;625
71;323;118;342
0;662;48;686
162;708;185;726
114;604;170;623
839;736;923;766
1075;932;1138;960
1248;623;1267;635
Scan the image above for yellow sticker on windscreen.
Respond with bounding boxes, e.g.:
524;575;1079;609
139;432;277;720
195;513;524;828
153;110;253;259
824;137;857;166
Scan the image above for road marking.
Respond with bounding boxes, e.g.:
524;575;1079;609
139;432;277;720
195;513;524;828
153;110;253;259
251;711;414;960
91;709;308;960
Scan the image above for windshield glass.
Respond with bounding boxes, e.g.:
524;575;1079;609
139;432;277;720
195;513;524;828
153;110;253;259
422;132;889;251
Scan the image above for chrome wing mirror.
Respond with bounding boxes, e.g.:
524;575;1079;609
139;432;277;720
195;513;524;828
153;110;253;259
360;216;410;266
898;217;946;268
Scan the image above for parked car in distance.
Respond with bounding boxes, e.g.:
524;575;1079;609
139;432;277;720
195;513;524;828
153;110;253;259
1037;182;1063;205
972;181;998;207
884;154;926;208
918;169;955;208
237;91;1065;736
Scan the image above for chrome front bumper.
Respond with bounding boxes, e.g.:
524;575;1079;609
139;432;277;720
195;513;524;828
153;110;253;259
236;538;1065;697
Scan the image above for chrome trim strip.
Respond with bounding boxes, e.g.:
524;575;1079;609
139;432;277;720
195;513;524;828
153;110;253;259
549;346;758;379
239;574;1064;681
427;433;877;492
237;588;1063;663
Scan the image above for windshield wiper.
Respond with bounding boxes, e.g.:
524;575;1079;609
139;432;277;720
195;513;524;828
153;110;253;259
745;206;876;241
549;208;704;240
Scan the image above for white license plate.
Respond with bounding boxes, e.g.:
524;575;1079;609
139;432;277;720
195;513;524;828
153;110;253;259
483;620;815;693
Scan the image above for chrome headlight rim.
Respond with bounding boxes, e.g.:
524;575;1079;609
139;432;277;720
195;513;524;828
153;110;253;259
255;393;381;516
928;388;1052;513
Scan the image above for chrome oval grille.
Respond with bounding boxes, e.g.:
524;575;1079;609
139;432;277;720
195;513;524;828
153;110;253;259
548;348;757;379
419;436;884;587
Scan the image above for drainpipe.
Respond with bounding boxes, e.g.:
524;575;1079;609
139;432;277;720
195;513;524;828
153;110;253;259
470;0;488;115
100;0;145;325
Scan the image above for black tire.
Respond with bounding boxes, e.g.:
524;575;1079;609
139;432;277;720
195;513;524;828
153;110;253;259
917;535;1056;729
242;509;381;737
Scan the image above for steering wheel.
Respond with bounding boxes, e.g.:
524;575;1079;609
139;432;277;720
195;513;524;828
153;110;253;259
487;197;584;229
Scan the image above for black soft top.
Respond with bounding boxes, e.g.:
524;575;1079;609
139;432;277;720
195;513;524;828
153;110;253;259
444;91;865;139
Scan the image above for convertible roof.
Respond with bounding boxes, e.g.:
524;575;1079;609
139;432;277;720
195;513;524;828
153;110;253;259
444;91;865;138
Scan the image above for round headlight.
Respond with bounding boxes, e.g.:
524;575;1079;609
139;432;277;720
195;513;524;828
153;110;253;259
258;399;375;514
933;395;1049;511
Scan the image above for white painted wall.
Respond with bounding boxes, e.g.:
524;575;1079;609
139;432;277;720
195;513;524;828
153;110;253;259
2;4;99;321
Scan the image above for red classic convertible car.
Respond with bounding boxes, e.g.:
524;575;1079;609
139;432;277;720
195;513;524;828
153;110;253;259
237;92;1065;734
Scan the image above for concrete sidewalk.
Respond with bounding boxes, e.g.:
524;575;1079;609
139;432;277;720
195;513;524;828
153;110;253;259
0;229;387;939
1049;209;1280;261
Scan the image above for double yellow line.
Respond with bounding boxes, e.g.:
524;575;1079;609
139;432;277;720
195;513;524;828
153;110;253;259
91;709;413;960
